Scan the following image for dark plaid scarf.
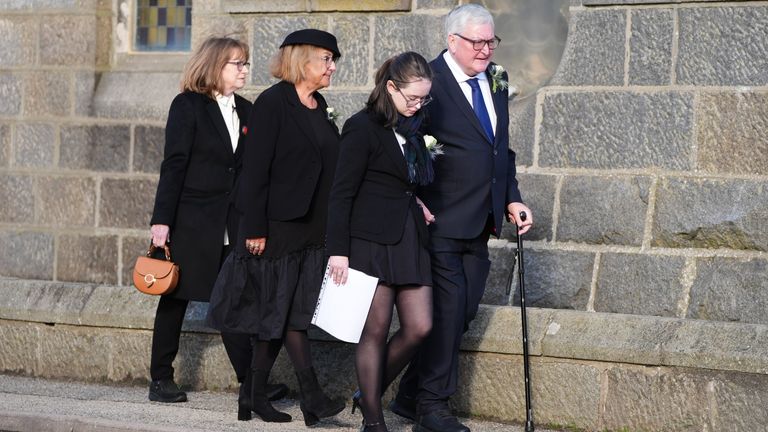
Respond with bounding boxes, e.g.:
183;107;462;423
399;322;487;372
395;110;434;186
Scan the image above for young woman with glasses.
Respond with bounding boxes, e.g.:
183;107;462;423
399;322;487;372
326;51;437;432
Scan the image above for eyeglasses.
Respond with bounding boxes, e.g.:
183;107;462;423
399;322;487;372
453;33;501;51
226;60;250;71
317;55;338;68
396;87;433;108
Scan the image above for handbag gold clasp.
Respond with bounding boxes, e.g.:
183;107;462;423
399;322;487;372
144;274;156;285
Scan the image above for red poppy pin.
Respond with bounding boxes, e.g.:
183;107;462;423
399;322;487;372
241;125;248;135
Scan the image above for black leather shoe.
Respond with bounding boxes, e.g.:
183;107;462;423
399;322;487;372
413;410;470;432
389;395;417;421
148;379;187;403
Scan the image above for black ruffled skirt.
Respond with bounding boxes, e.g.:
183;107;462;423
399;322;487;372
207;246;326;340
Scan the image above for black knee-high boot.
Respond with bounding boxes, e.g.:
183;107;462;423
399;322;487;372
295;367;345;426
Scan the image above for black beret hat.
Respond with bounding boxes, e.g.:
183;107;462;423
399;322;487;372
280;29;341;58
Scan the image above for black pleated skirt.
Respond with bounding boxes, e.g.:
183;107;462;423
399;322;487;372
349;209;432;287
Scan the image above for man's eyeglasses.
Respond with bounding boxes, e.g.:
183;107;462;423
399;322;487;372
318;55;338;68
453;33;501;51
226;60;250;71
396;87;433;108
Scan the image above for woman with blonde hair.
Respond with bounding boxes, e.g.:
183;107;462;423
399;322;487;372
208;29;345;425
149;35;287;414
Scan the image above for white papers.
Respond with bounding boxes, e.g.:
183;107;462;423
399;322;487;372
311;265;379;343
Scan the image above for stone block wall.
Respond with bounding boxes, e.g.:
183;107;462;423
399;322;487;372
498;0;768;328
0;0;138;287
1;0;767;329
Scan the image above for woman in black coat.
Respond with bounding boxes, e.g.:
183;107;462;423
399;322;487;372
207;29;345;425
148;36;286;411
326;52;436;432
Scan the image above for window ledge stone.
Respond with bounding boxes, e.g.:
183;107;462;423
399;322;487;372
112;53;189;73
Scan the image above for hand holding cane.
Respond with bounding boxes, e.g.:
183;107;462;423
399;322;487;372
516;211;535;432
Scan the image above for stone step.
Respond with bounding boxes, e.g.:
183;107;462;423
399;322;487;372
3;278;768;431
0;375;555;432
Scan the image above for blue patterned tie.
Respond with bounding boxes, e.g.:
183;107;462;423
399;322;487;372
467;78;494;142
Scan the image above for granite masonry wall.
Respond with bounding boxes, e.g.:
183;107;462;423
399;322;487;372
496;0;768;327
1;0;767;431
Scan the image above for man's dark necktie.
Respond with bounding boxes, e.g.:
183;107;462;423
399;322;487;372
467;77;494;142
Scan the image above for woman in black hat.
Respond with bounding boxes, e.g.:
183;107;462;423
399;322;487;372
207;29;345;425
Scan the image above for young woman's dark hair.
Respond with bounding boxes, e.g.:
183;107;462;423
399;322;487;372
366;51;433;128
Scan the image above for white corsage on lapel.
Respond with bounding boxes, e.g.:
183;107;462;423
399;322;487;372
326;106;340;125
489;64;509;93
423;134;444;160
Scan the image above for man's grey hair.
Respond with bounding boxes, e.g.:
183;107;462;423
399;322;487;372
444;3;495;40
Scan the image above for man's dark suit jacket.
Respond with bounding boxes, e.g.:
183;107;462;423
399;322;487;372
419;51;523;240
326;110;427;257
237;80;339;239
150;91;250;301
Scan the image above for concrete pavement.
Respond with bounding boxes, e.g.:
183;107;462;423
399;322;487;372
0;375;559;432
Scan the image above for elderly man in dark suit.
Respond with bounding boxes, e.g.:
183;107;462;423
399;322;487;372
390;4;533;432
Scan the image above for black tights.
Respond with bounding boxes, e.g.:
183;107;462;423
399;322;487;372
356;283;432;424
250;330;313;372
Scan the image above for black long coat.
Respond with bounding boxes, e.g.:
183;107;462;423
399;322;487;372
150;91;251;301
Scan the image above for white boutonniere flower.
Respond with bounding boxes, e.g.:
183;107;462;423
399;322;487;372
326;106;340;124
423;134;444;160
489;65;509;93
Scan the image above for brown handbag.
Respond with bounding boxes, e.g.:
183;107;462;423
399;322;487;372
132;243;180;295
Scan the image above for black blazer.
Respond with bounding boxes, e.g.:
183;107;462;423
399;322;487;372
326;110;427;257
419;52;523;239
237;81;340;239
150;91;250;301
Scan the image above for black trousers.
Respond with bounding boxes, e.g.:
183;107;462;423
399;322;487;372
397;227;491;414
149;296;252;381
150;244;252;382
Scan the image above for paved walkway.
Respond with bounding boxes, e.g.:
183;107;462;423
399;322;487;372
0;375;559;432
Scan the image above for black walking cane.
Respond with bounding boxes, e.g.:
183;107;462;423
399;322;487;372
508;211;534;432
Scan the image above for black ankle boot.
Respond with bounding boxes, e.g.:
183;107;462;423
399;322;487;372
238;371;290;421
250;369;291;423
295;367;345;426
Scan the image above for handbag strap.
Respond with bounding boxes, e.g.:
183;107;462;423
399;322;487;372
146;241;172;261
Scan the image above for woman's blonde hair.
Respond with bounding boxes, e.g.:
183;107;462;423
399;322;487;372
180;36;250;98
269;44;318;84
